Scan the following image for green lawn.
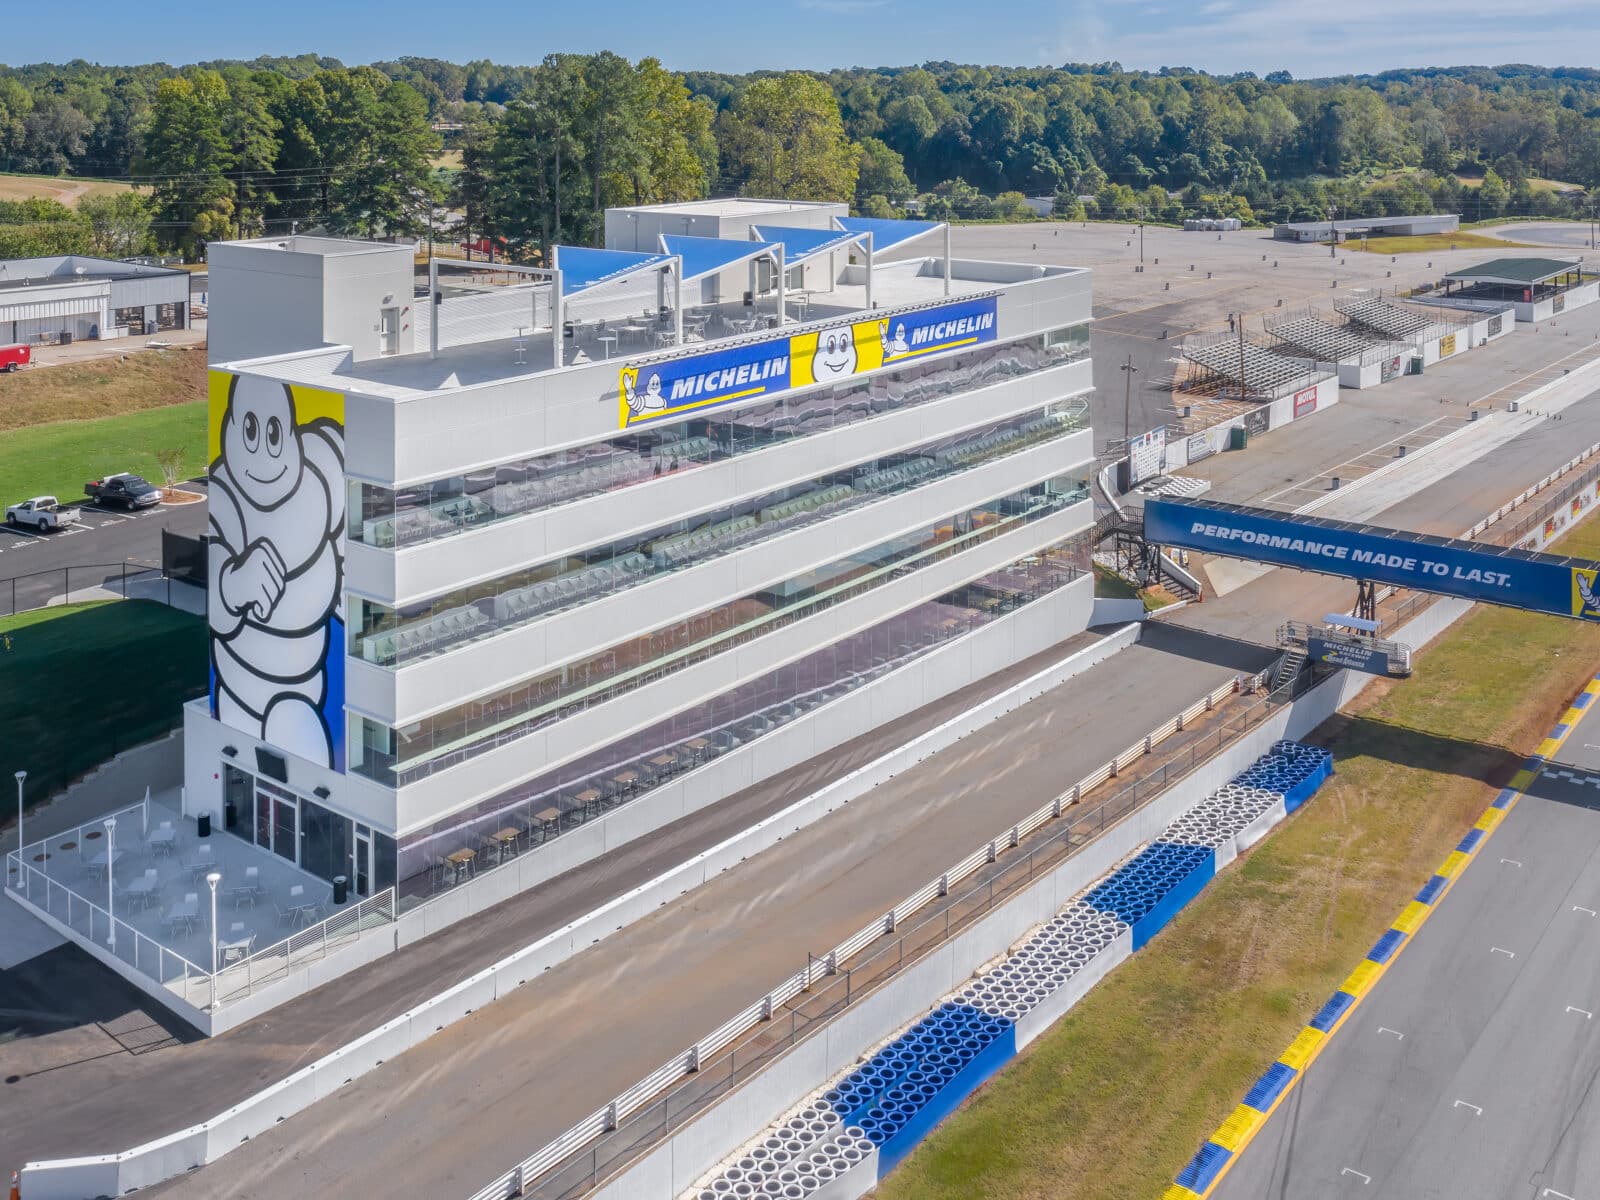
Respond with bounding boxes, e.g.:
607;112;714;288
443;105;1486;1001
879;519;1600;1200
0;400;206;504
0;601;206;816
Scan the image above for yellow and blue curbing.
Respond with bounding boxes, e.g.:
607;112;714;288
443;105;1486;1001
1161;673;1600;1199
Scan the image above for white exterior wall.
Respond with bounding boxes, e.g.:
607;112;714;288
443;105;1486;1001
345;357;1093;604
348;430;1095;725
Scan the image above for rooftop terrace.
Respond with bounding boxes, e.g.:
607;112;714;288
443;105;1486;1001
244;255;1079;401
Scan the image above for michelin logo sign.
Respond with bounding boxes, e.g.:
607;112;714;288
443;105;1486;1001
618;295;997;428
1143;497;1600;622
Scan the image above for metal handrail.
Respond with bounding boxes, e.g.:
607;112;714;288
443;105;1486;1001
464;670;1255;1200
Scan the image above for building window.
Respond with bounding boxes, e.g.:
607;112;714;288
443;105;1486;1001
346;323;1090;550
391;532;1091;904
352;477;1090;786
349;397;1090;668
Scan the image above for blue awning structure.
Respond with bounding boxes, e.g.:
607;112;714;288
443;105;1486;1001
834;216;944;256
660;234;781;283
554;246;672;297
748;225;869;265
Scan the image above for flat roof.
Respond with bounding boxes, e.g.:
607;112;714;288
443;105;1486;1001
219;235;411;259
613;198;839;218
0;253;186;290
1444;257;1582;286
1276;214;1457;234
231;259;1077;401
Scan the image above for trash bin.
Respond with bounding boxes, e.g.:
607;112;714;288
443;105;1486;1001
197;812;211;838
1229;425;1249;451
333;875;349;905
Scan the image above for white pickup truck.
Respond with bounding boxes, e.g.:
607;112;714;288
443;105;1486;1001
6;496;81;532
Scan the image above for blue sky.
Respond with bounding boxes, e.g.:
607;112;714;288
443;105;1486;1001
10;0;1600;77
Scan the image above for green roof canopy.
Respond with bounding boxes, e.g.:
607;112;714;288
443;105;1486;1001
1443;257;1582;287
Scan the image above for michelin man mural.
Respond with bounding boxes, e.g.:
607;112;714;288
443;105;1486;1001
812;325;859;379
621;367;667;417
879;318;911;360
208;372;347;770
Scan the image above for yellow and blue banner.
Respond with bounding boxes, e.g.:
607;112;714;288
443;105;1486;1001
617;295;998;429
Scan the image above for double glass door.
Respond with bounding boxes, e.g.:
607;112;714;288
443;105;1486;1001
254;780;299;864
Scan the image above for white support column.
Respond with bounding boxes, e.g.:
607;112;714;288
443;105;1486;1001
864;233;874;311
429;258;440;359
776;250;787;326
944;223;952;296
672;258;683;346
551;263;565;368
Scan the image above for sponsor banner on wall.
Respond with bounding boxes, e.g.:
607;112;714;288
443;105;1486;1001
1244;407;1271;437
1128;426;1168;485
1143;497;1600;621
1439;333;1458;357
1187;433;1214;464
1379;355;1402;383
208;371;347;771
615;295;999;429
1488;314;1503;337
1308;633;1390;676
1292;385;1318;419
1555;293;1567;315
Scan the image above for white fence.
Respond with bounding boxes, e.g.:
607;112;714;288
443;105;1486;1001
465;669;1258;1200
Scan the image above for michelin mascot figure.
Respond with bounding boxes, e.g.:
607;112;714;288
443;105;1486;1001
209;375;346;769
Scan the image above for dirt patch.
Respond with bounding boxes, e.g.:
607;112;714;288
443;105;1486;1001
0;349;206;435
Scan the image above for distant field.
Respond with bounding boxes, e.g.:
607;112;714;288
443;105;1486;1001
0;348;206;435
432;150;464;170
0;172;137;207
1348;230;1533;254
0;601;206;813
0;400;207;503
879;516;1600;1200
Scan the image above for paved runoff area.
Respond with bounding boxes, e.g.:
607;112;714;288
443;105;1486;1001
12;220;1600;1194
1215;686;1600;1199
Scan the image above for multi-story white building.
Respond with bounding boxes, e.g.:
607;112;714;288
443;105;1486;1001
185;202;1097;911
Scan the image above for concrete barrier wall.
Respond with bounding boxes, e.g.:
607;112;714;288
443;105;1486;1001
19;615;1136;1200
595;588;1493;1200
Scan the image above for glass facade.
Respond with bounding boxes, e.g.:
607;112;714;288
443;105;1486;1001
350;475;1089;786
347;324;1090;550
349;398;1090;668
221;765;396;898
392;532;1092;904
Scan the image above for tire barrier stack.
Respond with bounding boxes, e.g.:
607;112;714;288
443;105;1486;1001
1235;740;1334;813
681;742;1332;1199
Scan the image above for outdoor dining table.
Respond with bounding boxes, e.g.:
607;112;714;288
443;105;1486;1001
125;873;160;909
597;333;619;359
685;737;710;763
444;847;477;886
533;806;562;839
489;827;520;863
163;896;199;934
147;828;178;856
612;769;641;796
85;848;123;880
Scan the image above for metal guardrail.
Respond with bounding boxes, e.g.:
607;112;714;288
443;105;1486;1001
7;794;397;1011
465;668;1263;1200
0;560;196;618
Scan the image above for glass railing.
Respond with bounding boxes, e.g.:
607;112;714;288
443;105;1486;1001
391;531;1093;901
347;323;1090;550
349;399;1090;669
350;478;1091;786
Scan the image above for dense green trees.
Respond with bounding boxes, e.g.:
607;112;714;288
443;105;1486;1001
4;55;1600;261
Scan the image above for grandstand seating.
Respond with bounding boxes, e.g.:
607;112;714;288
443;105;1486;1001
1266;315;1391;362
687;740;1335;1198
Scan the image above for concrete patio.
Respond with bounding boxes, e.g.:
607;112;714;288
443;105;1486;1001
6;791;390;1015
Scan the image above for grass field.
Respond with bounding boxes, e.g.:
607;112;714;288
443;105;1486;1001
0;348;206;436
1093;563;1175;612
1347;230;1533;254
0;400;207;502
878;517;1600;1200
0;601;206;815
0;172;137;207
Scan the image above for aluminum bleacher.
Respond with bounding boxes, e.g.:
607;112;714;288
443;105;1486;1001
1179;335;1329;400
1265;314;1394;364
1335;291;1456;343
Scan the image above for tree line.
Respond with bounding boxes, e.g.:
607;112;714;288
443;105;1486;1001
3;55;1600;261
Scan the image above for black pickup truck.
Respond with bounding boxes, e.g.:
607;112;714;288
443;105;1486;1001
84;473;162;510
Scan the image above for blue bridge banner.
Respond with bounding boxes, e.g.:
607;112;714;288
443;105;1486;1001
1144;497;1600;622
